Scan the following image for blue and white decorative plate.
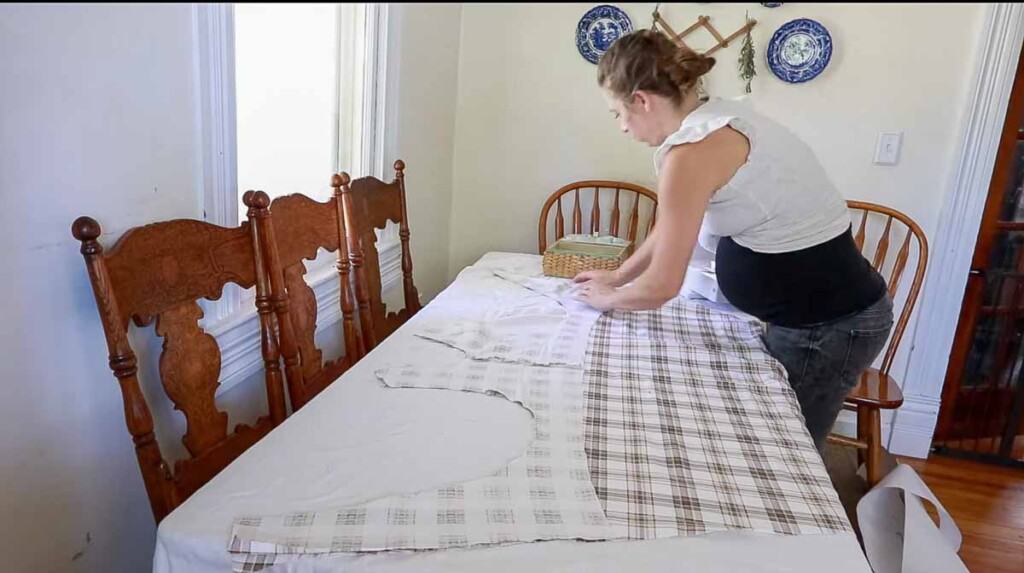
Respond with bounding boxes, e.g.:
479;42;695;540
576;5;633;65
766;18;833;83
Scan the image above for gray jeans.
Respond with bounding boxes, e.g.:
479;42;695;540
763;295;894;453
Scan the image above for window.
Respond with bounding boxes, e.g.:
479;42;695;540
234;3;339;210
192;3;397;393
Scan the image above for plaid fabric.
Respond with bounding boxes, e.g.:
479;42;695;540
584;297;851;538
227;264;850;571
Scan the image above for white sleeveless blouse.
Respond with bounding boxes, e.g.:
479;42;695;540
654;98;851;254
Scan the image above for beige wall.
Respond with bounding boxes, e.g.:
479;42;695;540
449;3;985;276
389;3;462;301
0;5;197;571
0;4;462;571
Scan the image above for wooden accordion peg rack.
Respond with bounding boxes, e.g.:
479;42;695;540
652;9;757;56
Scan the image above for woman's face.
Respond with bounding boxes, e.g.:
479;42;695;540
603;88;659;147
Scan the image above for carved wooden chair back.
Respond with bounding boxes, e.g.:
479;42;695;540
243;188;363;412
538;180;659;253
337;159;421;347
71;214;286;522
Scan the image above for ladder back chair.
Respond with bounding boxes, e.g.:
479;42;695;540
337;159;421;347
827;200;929;486
243;187;363;412
537;180;658;253
71;214;287;522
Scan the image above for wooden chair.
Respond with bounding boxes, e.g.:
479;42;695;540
337;159;421;348
243;187;363;412
827;201;929;486
70;214;287;522
537;180;658;253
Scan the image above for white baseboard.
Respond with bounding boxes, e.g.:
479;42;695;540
832;410;857;439
887;394;941;458
833;394;939;459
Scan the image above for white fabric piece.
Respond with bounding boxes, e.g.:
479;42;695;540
153;252;871;573
486;271;567;319
654;97;851;254
228;361;613;571
412;314;589;368
856;464;968;573
412;272;601;368
492;270;574;300
491;270;599;317
493;271;606;323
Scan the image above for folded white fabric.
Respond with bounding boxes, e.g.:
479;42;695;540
492;270;578;303
857;463;968;573
411;271;602;368
491;270;602;326
413;313;595;368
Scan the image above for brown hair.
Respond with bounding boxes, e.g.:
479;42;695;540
597;29;715;106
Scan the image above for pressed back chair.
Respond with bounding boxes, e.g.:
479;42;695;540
537;180;659;253
71;214;287;522
337;159;422;347
243;187;363;412
827;200;929;486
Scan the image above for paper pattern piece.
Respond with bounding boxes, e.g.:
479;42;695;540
857;463;968;573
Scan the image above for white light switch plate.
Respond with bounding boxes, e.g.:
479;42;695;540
874;132;903;165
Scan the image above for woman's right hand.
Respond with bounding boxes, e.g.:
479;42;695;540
572;269;620;286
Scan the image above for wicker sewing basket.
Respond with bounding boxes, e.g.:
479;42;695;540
542;237;633;278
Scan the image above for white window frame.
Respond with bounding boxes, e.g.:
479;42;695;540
191;3;401;395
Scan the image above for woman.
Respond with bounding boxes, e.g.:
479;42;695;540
573;30;893;453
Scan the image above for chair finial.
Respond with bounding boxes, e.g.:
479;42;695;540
332;172;351;188
72;216;102;242
242;190;270;209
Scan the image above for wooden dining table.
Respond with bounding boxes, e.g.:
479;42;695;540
153;252;872;573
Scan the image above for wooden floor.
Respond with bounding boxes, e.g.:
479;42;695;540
898;454;1024;573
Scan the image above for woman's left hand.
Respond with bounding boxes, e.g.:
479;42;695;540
574;282;618;311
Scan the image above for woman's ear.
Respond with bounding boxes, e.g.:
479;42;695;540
632;90;652;112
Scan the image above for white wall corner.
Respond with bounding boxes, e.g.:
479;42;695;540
446;5;467;283
213;240;403;396
887;3;1024;455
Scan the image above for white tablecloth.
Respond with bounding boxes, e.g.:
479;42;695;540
154;252;871;573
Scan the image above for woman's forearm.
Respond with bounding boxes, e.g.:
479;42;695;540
613;227;659;286
609;226;693;311
607;274;683;310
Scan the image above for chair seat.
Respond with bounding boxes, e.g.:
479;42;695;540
845;368;904;409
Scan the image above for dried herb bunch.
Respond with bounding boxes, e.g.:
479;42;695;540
738;20;756;94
